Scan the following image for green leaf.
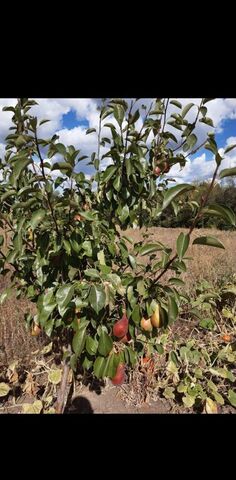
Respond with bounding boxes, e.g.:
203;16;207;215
176;232;190;261
89;285;106;314
212;391;224;405
131;304;141;325
168;296;178;324
86;128;96;135
170;100;182;109
113;104;125;127
82;356;93;370
82;240;92;257
119;204;129;223
182;103;195;118
192;236;224;249
0;383;10;397
200;106;207;117
55;143;67;155
155;344;164;354
102;165;117;183
98;330;113;357
97;250;106;265
126;158;132;178
202;98;215;105
224;144;236;154
103;354;117;378
48;369;62;385
219;167;236;179
163;184;194;211
39;119;50;126
177;383;188;393
51;162;73;174
56;284;74;309
209;368;235;382
187;133;197;149
93;356;106;379
168;278;185;286
113;174;121;191
70;354;78;372
139;242;164;256
228;389;236;407
2;106;15;112
202;204;236;227
77;210;95;221
200;117;214;127
129;109;140;125
10;158;32;186
84;269;101;279
30;209;46;230
167;360;179;376
72;321;89;356
199;318;215;330
86;336;98;356
128;255;136;269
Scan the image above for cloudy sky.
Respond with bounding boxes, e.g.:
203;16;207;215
0;98;236;183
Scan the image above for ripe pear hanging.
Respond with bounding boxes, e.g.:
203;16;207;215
111;363;125;385
113;311;129;338
140;317;153;332
151;304;162;328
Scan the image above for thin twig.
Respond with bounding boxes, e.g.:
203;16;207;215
34;131;60;235
153;162;220;283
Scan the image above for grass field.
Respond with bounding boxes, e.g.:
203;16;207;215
125;226;236;291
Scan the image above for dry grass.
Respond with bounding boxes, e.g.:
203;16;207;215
0;227;236;365
125;227;236;293
0;275;44;365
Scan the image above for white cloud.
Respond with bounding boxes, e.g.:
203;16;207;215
0;98;17;143
0;142;6;159
168;137;236;184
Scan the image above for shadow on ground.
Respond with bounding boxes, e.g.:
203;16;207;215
65;396;94;414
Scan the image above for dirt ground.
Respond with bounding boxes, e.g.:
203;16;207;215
65;383;171;414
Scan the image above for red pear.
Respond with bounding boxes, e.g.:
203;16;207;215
111;363;125;385
113;312;129;338
154;166;161;176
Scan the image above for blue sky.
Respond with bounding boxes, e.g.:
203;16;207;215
0;98;236;183
215;118;236;147
62;110;89;130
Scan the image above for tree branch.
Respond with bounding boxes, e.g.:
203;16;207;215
34;131;60;235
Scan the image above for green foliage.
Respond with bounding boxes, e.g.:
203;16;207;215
154;180;236;230
151;282;236;412
0;97;234;383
